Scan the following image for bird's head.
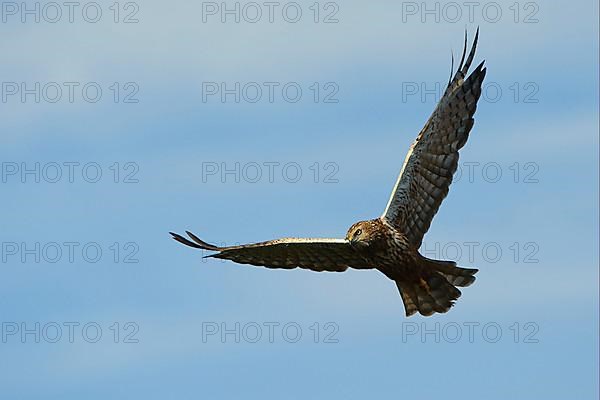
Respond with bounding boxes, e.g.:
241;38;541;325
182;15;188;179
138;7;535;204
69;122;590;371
346;219;384;249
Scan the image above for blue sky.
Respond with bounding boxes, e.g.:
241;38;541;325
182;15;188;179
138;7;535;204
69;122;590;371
1;0;598;398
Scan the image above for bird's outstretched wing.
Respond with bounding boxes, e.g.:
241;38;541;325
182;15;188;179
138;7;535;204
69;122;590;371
382;29;487;248
170;231;366;272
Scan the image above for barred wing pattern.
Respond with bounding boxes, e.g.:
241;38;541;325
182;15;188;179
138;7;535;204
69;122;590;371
382;30;487;248
170;231;366;272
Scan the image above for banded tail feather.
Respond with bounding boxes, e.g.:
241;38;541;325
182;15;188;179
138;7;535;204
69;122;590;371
397;259;478;316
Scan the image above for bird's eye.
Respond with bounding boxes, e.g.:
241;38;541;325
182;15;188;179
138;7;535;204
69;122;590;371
354;229;362;237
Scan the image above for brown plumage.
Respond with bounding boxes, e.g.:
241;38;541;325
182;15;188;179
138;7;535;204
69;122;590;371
171;30;486;317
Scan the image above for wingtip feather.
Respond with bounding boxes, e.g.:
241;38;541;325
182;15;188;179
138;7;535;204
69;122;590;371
185;231;220;250
170;232;202;249
170;230;222;251
457;29;468;72
461;28;479;75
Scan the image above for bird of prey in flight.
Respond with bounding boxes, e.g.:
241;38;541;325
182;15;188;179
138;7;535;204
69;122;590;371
171;30;486;317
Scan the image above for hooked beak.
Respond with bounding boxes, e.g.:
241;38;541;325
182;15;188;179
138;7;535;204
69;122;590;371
349;236;367;249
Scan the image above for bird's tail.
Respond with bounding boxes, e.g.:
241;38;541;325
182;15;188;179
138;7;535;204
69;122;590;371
396;259;478;317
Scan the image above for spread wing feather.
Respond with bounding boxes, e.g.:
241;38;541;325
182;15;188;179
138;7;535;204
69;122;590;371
382;29;487;248
170;231;366;272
